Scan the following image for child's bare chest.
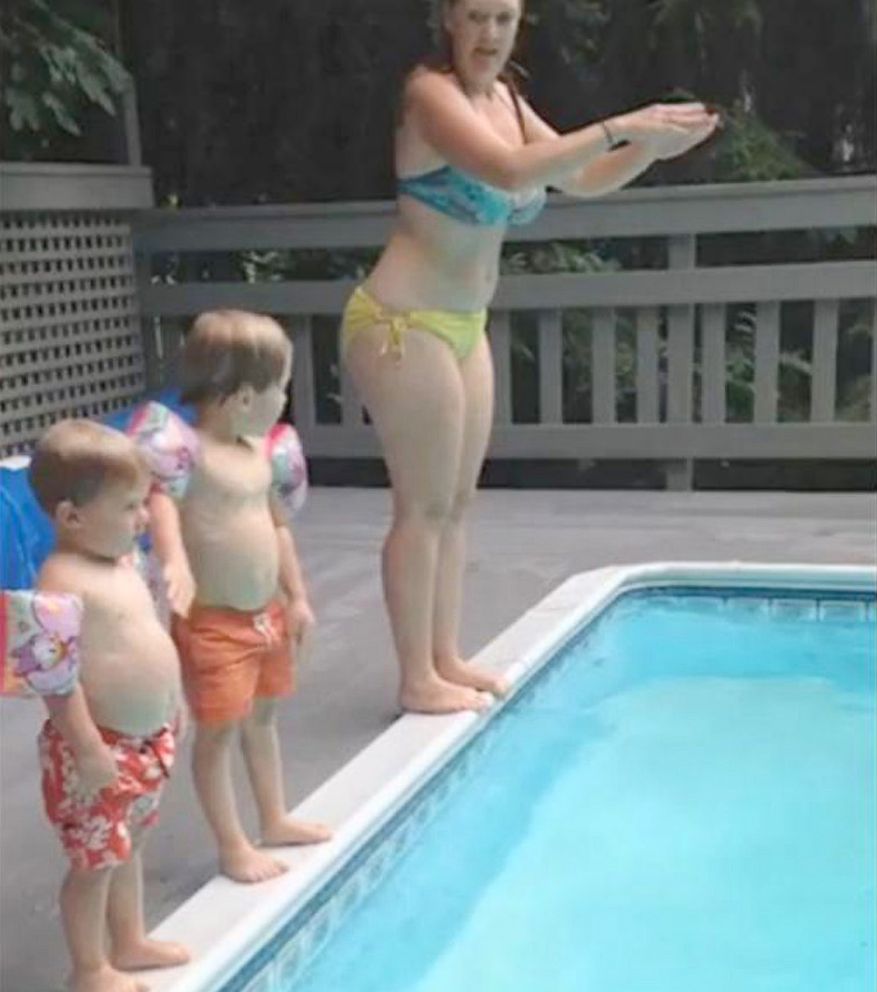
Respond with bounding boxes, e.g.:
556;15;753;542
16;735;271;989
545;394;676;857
193;439;271;504
79;564;153;626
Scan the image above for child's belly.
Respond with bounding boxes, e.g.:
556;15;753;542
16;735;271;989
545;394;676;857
83;626;181;735
185;508;280;610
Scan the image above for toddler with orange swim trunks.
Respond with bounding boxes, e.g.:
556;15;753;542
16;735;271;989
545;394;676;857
131;310;331;885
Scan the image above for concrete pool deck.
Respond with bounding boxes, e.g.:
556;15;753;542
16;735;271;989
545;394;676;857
2;487;875;991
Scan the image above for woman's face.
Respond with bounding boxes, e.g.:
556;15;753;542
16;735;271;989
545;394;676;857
444;0;521;90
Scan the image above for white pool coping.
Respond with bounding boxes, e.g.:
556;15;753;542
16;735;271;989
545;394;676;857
146;561;877;992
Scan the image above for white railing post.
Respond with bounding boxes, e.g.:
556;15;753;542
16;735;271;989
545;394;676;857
665;234;696;489
538;309;563;424
811;299;840;422
490;311;513;424
753;301;780;424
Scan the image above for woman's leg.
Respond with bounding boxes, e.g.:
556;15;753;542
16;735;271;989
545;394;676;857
432;332;509;695
344;323;490;713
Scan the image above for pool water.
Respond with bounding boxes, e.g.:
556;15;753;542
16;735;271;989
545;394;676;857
287;591;876;992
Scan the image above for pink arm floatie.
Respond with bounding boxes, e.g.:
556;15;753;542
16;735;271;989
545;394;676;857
0;590;83;697
265;423;308;524
127;402;199;500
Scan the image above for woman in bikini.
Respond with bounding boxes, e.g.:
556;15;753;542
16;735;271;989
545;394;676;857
341;0;718;714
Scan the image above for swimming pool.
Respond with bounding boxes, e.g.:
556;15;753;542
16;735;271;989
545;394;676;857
148;564;876;992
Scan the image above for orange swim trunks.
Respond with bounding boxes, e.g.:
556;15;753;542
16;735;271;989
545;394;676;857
171;599;293;724
38;719;175;871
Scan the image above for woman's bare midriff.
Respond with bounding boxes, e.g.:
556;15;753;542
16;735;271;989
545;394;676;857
364;199;505;311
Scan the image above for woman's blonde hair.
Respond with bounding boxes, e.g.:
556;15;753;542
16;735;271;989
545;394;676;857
179;310;291;405
29;420;148;515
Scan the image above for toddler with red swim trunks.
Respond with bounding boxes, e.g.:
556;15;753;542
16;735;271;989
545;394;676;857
22;419;189;992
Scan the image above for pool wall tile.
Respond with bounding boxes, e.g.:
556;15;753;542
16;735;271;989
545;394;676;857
695;596;725;612
770;598;818;620
241;971;274;992
819;600;867;622
724;597;770;617
275;940;306;987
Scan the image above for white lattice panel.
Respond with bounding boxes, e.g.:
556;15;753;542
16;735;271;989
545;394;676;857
0;213;146;456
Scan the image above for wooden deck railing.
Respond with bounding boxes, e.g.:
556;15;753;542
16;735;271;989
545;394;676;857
132;177;876;486
3;167;874;485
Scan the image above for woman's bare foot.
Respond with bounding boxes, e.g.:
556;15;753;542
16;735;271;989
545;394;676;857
435;656;510;697
262;817;333;846
71;963;147;992
219;841;288;883
399;674;493;714
113;938;191;971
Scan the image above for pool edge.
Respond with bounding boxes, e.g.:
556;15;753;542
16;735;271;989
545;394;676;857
145;560;877;992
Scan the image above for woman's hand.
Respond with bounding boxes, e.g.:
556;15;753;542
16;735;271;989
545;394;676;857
610;102;720;159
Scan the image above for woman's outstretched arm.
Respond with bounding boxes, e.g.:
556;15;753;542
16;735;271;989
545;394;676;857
405;69;717;193
517;96;717;197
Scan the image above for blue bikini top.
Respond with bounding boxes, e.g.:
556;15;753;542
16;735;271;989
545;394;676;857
398;164;546;227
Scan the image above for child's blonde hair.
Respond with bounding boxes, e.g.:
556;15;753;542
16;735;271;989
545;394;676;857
179;310;292;405
29;420;149;516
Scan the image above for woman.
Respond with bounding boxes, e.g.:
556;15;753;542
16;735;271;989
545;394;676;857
341;0;718;714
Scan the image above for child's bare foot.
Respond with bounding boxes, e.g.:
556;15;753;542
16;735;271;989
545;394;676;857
71;963;147;992
399;675;493;714
262;817;333;846
435;656;510;697
113;938;191;971
219;842;288;883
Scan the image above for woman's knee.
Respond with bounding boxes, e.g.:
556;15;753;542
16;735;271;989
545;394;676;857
394;493;456;527
448;487;477;523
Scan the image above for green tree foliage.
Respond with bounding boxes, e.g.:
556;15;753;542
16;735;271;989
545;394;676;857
523;0;872;184
0;0;128;159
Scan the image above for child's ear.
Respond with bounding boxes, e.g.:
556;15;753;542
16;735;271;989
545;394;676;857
55;500;81;529
231;383;255;410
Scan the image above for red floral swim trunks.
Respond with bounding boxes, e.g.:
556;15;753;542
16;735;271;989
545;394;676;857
38;719;175;870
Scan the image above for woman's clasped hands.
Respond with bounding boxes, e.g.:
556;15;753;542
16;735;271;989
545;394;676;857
612;101;721;160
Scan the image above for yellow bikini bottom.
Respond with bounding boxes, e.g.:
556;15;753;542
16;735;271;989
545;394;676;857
340;285;487;362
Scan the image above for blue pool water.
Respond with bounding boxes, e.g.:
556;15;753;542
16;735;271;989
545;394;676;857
285;591;876;992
